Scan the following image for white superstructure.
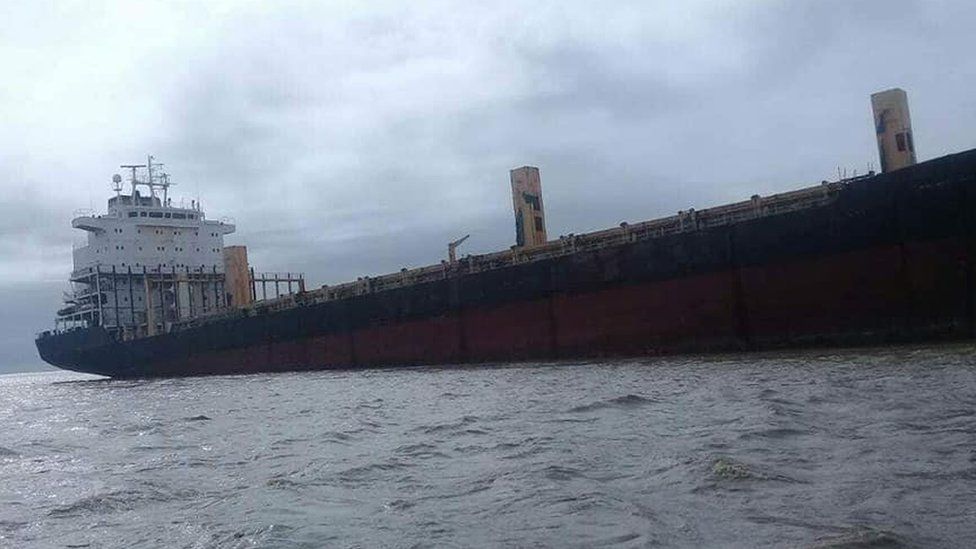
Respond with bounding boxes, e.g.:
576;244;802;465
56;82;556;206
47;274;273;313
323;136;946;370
59;157;235;337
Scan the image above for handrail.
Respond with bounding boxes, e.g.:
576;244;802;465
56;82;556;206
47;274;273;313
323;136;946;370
170;178;850;332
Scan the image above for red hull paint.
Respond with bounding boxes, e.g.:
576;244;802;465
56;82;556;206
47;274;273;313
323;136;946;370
739;244;907;341
150;237;976;374
461;299;553;361
902;239;968;327
552;270;740;355
307;332;355;367
352;314;461;366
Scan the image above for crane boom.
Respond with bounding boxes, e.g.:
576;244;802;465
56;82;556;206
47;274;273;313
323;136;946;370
448;234;471;262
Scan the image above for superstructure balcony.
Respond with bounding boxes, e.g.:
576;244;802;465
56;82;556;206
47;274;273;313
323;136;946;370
72;215;107;233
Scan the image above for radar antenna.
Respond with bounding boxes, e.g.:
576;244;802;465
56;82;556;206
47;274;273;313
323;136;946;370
112;173;123;196
119;163;147;198
120;155;175;206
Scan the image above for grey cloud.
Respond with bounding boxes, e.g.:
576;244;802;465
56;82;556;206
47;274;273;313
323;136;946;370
0;281;63;373
3;1;975;372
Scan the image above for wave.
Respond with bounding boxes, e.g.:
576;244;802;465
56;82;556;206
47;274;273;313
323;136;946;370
413;415;481;435
338;459;416;482
567;394;655;413
384;498;417;511
739;427;809;440
48;491;141;517
808;527;911;548
120;421;165;435
542;464;585;481
266;476;302;489
48;483;200;518
318;431;355;445
394;442;448;458
0;520;27;534
207;523;297;548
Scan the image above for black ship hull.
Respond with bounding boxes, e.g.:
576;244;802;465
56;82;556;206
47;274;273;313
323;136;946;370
36;149;976;377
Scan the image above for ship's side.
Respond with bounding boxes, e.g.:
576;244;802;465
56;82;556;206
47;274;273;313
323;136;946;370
35;148;976;377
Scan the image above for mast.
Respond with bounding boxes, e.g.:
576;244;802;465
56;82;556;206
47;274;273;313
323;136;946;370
120;164;146;198
147;155;154;200
120;156;172;206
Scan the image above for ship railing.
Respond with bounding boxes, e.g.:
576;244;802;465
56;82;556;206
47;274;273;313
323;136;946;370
168;179;849;333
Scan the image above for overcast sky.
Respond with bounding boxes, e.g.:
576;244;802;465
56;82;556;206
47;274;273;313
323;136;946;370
2;0;974;372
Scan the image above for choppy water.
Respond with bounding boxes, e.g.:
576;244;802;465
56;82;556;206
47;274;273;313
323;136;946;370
2;345;975;548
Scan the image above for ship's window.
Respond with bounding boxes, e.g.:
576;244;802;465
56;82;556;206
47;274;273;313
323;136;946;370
534;217;544;231
896;133;906;152
173;213;186;219
907;132;914;152
128;212;137;218
149;212;163;218
140;212;147;217
189;215;195;220
164;213;171;218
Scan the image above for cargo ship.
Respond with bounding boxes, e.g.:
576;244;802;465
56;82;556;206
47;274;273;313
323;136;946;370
36;89;976;377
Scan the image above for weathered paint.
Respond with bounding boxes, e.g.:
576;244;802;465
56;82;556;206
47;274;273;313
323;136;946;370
36;148;976;377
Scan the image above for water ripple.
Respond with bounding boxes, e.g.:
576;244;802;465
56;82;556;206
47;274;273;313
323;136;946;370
1;344;974;547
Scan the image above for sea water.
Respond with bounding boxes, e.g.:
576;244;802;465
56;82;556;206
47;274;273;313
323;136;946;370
1;345;975;547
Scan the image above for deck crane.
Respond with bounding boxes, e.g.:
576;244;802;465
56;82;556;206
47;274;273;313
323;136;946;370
448;234;470;263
